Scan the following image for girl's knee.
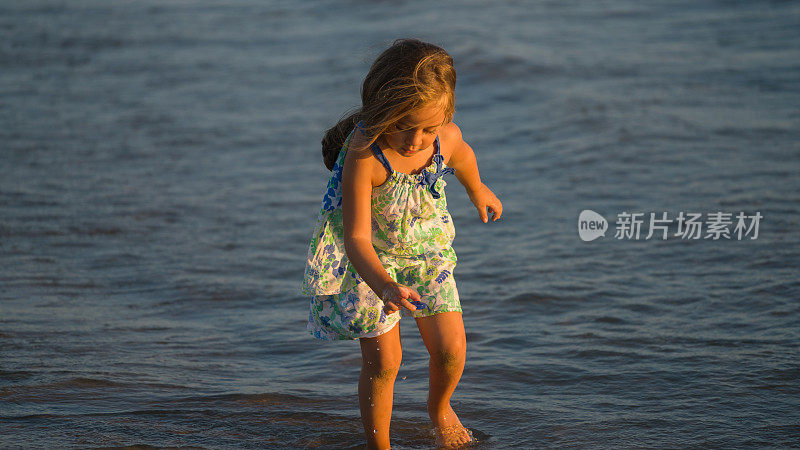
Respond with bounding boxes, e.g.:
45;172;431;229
432;348;465;376
374;366;400;381
363;356;401;381
362;346;402;379
360;324;403;379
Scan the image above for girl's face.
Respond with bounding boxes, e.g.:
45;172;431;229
380;102;447;157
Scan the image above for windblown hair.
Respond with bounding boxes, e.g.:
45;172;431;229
321;38;457;170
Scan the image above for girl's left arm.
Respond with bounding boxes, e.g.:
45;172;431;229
446;123;503;223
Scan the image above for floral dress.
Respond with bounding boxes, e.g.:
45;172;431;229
301;121;461;341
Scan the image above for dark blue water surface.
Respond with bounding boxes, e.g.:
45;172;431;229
2;0;799;448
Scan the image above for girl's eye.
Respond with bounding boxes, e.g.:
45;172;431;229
392;123;436;134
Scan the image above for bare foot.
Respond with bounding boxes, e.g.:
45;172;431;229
434;424;473;448
431;404;473;448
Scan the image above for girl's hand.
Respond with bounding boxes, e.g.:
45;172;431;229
380;281;422;315
468;183;503;223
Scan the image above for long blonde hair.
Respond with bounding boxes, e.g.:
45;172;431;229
321;38;457;170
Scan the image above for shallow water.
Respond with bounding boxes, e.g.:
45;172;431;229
2;0;799;448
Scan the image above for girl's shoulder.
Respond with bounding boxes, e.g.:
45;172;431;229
343;127;387;188
437;121;464;166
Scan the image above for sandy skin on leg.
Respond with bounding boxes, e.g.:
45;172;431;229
359;321;402;450
414;311;473;447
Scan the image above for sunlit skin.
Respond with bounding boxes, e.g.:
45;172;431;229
341;97;503;449
378;103;446;164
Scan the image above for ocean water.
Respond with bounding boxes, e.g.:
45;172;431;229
1;0;799;448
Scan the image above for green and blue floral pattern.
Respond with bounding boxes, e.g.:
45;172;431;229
301;127;461;341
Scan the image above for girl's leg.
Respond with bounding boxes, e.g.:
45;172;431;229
414;311;471;447
359;322;402;450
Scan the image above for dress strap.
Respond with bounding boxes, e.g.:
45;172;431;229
432;136;444;172
418;136;455;199
356;121;394;174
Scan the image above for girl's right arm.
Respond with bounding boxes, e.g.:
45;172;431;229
341;140;421;314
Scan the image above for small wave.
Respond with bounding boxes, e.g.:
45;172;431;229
594;316;625;324
572;348;635;359
457;47;563;81
67;225;124;236
0;377;188;404
482;336;531;350
505;292;571;305
0;377;123;403
0;370;33;381
150;391;337;409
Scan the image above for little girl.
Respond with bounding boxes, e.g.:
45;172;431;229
301;38;502;449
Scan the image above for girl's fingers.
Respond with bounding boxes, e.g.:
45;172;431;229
488;201;502;221
383;301;400;314
402;287;422;302
382;285;421;313
478;206;488;223
490;205;502;221
399;298;417;312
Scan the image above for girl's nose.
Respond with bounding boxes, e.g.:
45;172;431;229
405;130;424;148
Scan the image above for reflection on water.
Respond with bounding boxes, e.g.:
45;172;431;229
1;0;799;447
